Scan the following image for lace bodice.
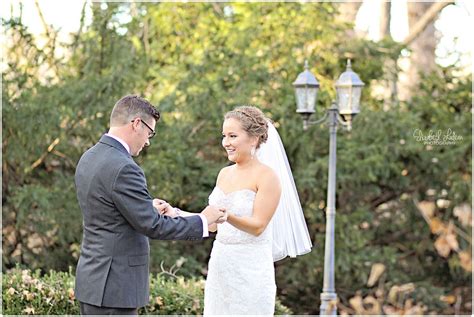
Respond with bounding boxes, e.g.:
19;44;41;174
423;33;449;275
208;187;273;245
205;187;276;315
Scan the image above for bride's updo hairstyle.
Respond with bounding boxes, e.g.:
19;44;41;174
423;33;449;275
224;106;269;149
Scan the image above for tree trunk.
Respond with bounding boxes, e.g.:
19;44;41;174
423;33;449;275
337;1;363;23
336;1;363;37
379;1;391;39
407;1;437;71
399;2;450;101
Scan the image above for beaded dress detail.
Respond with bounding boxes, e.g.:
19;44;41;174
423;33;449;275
203;187;276;315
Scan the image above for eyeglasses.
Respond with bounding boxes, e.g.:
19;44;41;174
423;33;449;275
132;118;156;138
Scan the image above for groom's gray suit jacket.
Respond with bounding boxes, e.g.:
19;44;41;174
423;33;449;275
74;135;203;308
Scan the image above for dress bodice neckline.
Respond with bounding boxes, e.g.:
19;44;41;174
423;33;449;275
214;186;256;196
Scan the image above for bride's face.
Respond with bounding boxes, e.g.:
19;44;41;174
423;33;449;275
222;118;257;163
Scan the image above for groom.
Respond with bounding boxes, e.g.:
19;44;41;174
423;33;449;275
74;95;225;315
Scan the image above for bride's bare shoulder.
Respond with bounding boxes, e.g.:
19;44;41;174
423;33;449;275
255;164;280;195
216;165;233;183
219;165;234;175
256;162;278;182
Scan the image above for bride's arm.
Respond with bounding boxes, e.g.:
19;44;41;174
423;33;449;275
226;169;281;236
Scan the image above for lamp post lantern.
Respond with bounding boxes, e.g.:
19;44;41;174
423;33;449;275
293;59;364;316
335;59;365;130
292;60;320;130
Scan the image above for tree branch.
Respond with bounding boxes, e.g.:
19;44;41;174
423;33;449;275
402;1;454;46
369;189;399;209
34;0;61;75
72;1;88;52
26;138;60;173
34;0;52;40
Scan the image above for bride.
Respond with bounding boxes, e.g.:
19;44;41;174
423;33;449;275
203;106;312;315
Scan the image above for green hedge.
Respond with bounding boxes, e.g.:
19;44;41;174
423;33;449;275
2;267;292;315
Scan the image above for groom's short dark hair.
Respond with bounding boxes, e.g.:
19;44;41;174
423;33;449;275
110;95;160;127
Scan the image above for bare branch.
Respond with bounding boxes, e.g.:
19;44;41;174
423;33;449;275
402;1;454;46
34;0;61;75
72;1;88;51
34;0;52;39
27;138;60;173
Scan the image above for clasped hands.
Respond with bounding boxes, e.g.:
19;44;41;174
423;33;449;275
153;199;227;225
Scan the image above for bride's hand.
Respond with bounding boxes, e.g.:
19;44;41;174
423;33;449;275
215;209;228;224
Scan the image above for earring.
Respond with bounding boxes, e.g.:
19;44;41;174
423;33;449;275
250;146;256;159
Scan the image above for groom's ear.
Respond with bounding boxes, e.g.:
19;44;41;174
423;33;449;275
130;117;140;130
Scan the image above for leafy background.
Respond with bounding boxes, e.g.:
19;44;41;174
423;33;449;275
2;2;471;315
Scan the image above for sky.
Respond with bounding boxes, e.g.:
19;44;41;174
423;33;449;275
1;0;473;69
355;0;473;68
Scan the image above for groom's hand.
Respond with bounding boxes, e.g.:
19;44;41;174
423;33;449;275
153;199;175;216
201;205;226;225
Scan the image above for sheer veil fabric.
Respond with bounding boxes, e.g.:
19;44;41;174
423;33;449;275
257;120;313;261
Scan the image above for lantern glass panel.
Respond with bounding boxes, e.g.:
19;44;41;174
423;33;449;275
337;86;361;115
295;86;318;113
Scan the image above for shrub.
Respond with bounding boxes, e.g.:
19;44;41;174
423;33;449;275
2;268;78;315
2;267;291;315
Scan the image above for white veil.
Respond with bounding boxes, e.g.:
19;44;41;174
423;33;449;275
257;121;313;262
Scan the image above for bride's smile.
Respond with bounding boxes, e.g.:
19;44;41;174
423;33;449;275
222;117;257;163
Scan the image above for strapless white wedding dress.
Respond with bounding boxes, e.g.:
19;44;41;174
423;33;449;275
204;187;276;315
